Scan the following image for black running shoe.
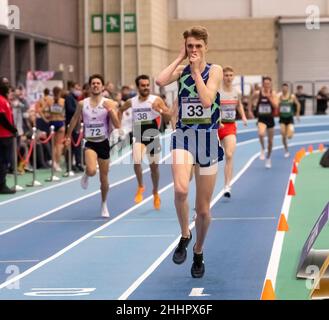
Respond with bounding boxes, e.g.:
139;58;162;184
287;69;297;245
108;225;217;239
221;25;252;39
172;230;192;265
0;185;16;194
191;251;205;278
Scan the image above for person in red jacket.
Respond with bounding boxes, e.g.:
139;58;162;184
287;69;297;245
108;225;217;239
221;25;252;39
0;77;17;194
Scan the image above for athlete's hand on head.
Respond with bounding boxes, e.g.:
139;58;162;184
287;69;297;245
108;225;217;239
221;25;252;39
178;42;187;62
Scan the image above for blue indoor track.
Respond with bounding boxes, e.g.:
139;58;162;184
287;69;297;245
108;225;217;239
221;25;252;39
0;115;328;300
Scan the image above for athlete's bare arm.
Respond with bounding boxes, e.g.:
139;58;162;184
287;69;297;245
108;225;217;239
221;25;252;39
104;99;121;129
237;93;248;126
153;97;173;123
267;91;279;109
248;91;258;119
292;94;301;121
156;43;187;86
170;99;178;130
65;101;83;144
118;99;132;121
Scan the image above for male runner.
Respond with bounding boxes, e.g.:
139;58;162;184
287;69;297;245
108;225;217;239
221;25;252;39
156;26;223;278
248;77;278;169
119;75;172;210
218;66;247;197
65;74;120;218
278;83;301;158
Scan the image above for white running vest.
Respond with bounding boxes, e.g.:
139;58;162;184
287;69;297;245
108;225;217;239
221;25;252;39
220;88;239;123
82;97;110;142
131;95;160;125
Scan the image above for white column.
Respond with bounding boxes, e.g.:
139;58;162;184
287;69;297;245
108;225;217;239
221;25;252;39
120;0;125;86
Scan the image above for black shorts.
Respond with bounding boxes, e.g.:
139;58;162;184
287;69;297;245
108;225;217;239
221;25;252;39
85;139;110;160
134;135;161;156
279;117;294;125
258;116;275;129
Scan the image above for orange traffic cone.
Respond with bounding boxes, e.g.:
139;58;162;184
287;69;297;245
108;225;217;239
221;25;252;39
319;144;325;152
261;280;276;300
288;180;296;196
292;161;298;174
294;152;301;164
308;145;313;153
278;214;289;232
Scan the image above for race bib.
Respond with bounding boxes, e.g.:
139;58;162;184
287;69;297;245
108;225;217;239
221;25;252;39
280;105;291;114
221;105;236;121
181;97;211;124
133;107;153;125
85;123;106;140
258;104;272;115
50;104;63;114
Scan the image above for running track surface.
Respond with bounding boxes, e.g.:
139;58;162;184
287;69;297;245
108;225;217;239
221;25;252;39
0;115;328;300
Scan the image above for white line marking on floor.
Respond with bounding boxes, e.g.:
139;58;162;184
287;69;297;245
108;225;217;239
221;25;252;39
0;260;40;264
189;288;211;297
0;183;174;290
94;235;175;239
260;145;329;297
0;153;172;236
117;137;329;300
212;217;276;221
0;149;133;207
0;131;175;207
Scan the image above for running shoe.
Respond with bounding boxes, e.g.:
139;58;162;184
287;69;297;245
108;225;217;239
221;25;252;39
101;202;110;218
134;186;145;204
80;173;89;190
153;193;161;210
191;251;205;278
223;185;231;198
53;162;62;172
265;158;272;169
173;230;192;265
284;152;290;158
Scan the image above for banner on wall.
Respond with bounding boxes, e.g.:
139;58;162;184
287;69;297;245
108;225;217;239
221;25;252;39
26;71;64;104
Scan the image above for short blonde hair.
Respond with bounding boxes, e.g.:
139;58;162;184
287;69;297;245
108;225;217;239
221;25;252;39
183;26;209;45
223;66;234;73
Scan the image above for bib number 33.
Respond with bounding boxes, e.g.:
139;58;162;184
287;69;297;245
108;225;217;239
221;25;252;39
182;97;211;124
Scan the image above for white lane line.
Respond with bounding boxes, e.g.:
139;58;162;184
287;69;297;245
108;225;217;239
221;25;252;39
0;260;40;264
0;134;325;293
94;235;175;239
212;217;276;221
118;138;329;300
0;149;133;207
118;148;262;300
0;130;174;207
237;122;329;134
261;147;328;296
0;182;174;290
35;220;105;223
0;153;172;237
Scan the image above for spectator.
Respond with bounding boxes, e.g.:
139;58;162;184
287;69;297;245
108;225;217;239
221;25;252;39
105;81;117;100
0;76;17;194
316;86;329;115
295;85;313;116
64;82;83;172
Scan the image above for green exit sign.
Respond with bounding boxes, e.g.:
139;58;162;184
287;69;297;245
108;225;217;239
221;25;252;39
92;14;136;33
